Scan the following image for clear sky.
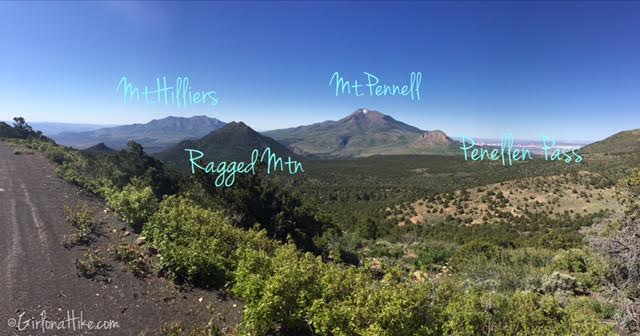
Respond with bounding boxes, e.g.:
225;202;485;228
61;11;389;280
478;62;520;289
1;1;639;141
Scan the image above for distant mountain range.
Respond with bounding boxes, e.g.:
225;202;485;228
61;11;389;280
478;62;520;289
31;122;116;136
582;129;640;154
51;116;226;153
156;121;294;168
263;108;459;158
33;110;638;162
2;121;115;136
45;110;459;159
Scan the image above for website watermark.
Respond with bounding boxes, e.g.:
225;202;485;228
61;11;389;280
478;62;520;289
7;310;119;333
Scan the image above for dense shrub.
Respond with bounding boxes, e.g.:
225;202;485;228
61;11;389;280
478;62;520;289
552;248;588;273
188;170;334;253
234;244;439;336
628;168;640;187
233;245;323;335
309;265;438;336
548;248;607;291
450;240;504;270
107;179;159;231
415;241;456;270
144;196;276;287
442;289;614;335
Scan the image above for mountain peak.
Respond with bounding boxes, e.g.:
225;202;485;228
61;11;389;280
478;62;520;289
90;142;111;150
349;108;384;118
352;108;378;115
342;109;393;127
82;142;116;156
227;121;248;127
157;121;295;164
216;121;254;135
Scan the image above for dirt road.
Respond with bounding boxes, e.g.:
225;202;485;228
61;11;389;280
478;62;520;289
0;142;242;335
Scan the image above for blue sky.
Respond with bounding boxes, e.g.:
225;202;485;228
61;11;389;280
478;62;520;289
1;1;639;141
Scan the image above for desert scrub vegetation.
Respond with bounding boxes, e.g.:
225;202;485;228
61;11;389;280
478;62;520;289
76;248;111;279
108;243;150;278
62;203;101;248
393;172;620;226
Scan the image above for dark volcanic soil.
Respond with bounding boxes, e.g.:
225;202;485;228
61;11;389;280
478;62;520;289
0;142;243;335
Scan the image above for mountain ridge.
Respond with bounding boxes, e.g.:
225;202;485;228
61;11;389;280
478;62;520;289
263;108;458;157
51;115;226;153
156;121;296;168
581;128;640;154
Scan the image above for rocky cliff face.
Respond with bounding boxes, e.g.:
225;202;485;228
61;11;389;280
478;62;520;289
415;130;455;146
